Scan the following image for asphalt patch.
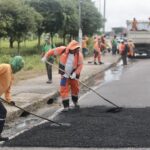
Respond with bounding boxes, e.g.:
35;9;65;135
3;106;150;148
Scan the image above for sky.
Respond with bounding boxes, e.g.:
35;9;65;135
93;0;150;31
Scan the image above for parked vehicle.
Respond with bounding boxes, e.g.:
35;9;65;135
126;20;150;56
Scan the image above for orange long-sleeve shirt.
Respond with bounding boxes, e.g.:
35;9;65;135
0;64;14;101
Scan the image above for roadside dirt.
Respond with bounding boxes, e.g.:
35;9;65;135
13;66;59;84
14;70;46;84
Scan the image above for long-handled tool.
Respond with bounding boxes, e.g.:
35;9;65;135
0;97;71;127
46;61;122;113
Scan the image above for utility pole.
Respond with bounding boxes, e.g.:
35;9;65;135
103;0;106;33
99;0;101;13
78;0;82;47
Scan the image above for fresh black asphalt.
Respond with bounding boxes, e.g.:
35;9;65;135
3;106;150;148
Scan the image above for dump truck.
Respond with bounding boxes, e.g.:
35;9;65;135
126;20;150;56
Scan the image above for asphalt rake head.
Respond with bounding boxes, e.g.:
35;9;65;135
50;122;71;127
106;107;123;113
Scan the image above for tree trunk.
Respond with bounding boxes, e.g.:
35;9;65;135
9;37;14;48
69;34;72;42
17;41;20;55
37;34;41;51
63;34;66;45
0;39;1;54
50;32;54;45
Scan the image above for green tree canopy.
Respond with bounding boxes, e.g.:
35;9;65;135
58;0;79;43
28;0;63;44
0;0;43;51
81;0;103;35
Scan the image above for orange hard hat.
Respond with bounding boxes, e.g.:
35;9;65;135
67;40;80;51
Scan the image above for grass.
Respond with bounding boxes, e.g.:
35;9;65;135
0;54;46;83
0;37;94;82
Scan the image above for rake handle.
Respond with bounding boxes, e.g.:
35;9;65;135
0;97;62;126
46;61;120;108
79;81;120;108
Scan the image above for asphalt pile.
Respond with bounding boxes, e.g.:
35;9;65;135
3;106;150;148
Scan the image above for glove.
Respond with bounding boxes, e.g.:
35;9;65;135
41;57;47;63
9;101;16;106
70;72;76;79
63;74;69;78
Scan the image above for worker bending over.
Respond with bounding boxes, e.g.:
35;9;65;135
42;40;83;112
0;56;24;141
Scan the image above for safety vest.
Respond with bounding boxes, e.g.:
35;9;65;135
119;43;126;55
45;46;83;79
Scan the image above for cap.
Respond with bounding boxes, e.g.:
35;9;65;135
10;56;24;73
67;40;80;51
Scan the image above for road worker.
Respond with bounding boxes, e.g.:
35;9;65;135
128;39;135;57
131;18;138;31
93;36;105;65
0;56;24;141
82;35;89;57
41;40;83;111
119;40;129;65
111;35;118;55
41;35;55;84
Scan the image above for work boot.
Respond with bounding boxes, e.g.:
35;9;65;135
62;107;69;112
71;95;79;108
0;136;9;141
62;99;69;112
46;80;52;84
94;62;97;65
99;62;104;65
74;102;80;109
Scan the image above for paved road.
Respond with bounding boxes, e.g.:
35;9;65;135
81;58;150;108
1;148;150;150
3;57;150;149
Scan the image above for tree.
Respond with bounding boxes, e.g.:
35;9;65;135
28;0;63;45
14;6;43;53
0;0;42;52
81;0;103;35
59;0;78;44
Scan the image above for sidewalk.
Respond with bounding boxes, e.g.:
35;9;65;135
4;53;120;122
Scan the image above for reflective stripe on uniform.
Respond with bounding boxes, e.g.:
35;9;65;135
0;118;5;121
54;49;58;55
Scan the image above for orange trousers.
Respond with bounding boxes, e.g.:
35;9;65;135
94;49;101;63
60;77;79;101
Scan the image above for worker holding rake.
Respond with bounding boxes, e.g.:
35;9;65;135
0;56;24;141
42;40;83;112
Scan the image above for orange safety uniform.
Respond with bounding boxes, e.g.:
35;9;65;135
119;43;126;55
0;64;14;101
45;40;83;108
119;42;128;65
132;18;138;31
93;38;102;63
128;41;135;57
